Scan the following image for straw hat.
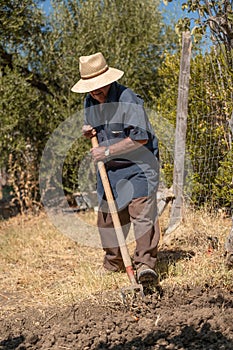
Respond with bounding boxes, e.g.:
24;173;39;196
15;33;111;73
71;52;124;93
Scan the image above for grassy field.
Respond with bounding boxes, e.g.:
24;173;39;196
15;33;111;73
0;206;232;315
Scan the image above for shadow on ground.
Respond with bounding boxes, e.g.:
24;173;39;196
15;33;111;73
94;321;233;350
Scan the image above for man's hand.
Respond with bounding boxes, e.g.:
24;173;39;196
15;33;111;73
90;146;107;162
82;125;96;139
83;125;106;162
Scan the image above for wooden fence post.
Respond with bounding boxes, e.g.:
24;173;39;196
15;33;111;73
165;31;192;235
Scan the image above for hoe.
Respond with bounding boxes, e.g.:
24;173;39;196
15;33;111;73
91;136;144;299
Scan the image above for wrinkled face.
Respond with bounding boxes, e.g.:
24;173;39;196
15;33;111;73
90;84;111;103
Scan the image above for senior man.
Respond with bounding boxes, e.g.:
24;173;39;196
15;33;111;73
71;52;160;284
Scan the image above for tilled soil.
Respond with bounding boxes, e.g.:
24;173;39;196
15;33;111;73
0;286;232;350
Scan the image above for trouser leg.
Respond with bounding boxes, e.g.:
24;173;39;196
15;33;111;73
129;194;160;270
97;203;131;271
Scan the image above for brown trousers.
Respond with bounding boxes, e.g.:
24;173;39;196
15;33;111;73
97;193;160;271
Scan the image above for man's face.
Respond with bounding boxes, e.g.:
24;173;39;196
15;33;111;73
90;84;111;103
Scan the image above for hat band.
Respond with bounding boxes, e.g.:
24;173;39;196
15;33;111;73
81;65;109;80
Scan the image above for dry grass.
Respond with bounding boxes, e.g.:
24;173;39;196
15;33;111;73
159;207;233;290
0;206;232;315
0;211;129;313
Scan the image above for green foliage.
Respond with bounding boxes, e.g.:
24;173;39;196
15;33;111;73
187;50;232;208
0;64;57;209
62;137;92;195
212;148;233;210
1;0;178;210
0;0;45;45
155;47;233;209
47;0;178;102
155;0;233;209
171;0;233;69
44;0;178;196
1;0;232;213
149;51;180;188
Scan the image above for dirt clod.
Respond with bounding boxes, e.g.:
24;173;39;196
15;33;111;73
0;286;232;350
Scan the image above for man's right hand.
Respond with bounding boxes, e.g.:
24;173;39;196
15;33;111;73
82;125;96;139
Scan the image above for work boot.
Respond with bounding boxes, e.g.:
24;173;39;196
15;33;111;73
136;264;159;285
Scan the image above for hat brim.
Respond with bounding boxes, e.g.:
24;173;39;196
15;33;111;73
71;67;124;93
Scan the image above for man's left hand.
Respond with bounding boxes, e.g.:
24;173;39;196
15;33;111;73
90;146;107;162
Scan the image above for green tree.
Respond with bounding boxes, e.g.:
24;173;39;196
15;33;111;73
169;0;233;69
1;0;179;210
161;0;232;210
1;1;47;209
0;1;49;86
44;0;179;195
47;0;178;104
155;48;232;209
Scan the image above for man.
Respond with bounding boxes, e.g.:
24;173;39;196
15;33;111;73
71;52;160;284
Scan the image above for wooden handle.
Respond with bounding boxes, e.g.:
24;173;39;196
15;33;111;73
91;136;136;283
